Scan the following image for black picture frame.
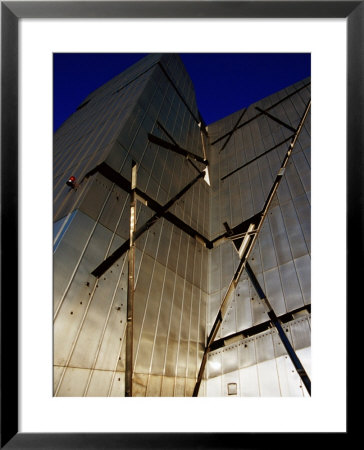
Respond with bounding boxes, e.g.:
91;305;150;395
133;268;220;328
1;1;355;448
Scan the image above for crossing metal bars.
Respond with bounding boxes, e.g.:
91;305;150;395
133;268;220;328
192;99;311;397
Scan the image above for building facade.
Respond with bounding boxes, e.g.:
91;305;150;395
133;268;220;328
53;53;311;397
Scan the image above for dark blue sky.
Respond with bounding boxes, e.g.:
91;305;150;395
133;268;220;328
53;53;310;132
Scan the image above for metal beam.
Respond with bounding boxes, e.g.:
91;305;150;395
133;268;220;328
91;168;210;278
148;133;208;165
125;161;137;397
245;261;311;396
193;99;311;396
209;304;311;351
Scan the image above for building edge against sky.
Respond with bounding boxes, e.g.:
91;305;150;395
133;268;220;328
53;53;311;397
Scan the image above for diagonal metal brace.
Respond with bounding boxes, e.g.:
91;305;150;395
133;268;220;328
148;133;208;166
245;261;311;396
192;99;311;397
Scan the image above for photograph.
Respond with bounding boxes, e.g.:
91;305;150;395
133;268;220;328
53;52;311;397
1;0;354;445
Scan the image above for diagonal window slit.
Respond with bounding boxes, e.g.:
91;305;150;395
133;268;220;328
255;106;297;132
211;81;310;146
148;133;208;166
221;135;294;181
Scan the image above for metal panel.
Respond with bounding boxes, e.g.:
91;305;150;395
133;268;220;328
257;223;277;275
281;200;308;260
256;360;281;396
53;366;64;395
272;328;288;358
174;377;186;397
146;375;162;397
176;339;189;378
238;338;257;369
221;345;239;374
292;151;310;193
279;260;305;311
160;376;175;397
250;277;269;326
239;365;260;396
290;317;311;350
268;205;292;266
272;361;305;397
93;281;127;372
294;254;311;305
207;350;222;379
57;367;91;397
53;211;95;312
68;263;125;370
263;267;286;316
85;370;114;397
255;332;275;363
185;378;196;397
133;373;148;397
221;298;238;338
235;279;254;331
206;376;222;397
292;193;311;251
54;222;115;368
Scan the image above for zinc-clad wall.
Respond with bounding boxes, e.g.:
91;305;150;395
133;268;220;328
202;315;311;397
205;79;311;395
53;53;163;222
207;79;310;334
53;54;209;396
54;53;311;397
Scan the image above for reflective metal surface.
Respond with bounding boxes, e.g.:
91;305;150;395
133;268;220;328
206;315;311;396
54;54;310;396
